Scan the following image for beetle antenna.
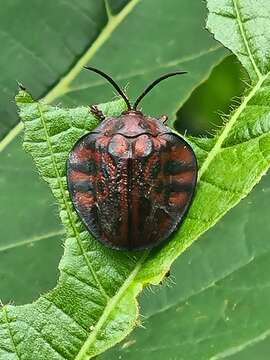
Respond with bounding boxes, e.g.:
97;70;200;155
84;66;132;110
133;71;187;110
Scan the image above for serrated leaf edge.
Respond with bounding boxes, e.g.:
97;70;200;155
75;252;149;360
36;102;109;301
199;72;269;181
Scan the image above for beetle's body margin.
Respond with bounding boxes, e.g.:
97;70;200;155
67;110;197;250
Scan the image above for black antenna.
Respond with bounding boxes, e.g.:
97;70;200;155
133;71;187;110
84;66;131;110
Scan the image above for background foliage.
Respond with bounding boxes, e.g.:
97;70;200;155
0;0;226;305
0;0;270;359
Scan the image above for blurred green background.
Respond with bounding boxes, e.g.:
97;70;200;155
176;55;247;136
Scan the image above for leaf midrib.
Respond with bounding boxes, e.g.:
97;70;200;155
43;0;140;104
124;247;270;358
2;306;20;359
4;1;268;359
198;71;269;181
0;0;140;154
37;102;109;301
232;0;261;78
75;5;270;357
74;71;270;358
74;251;149;360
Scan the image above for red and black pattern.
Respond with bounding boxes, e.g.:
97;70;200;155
67;111;197;250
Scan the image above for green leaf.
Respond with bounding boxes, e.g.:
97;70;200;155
207;0;270;82
0;135;64;304
0;0;123;140
1;1;270;360
0;0;226;305
176;54;247;135
0;0;225;141
101;172;270;359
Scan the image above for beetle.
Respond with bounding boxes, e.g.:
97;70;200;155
67;67;197;250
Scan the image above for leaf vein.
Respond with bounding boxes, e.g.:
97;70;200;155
0;230;64;253
0;28;56;76
200;178;242;197
14;318;68;360
74;251;149;360
60;269;107;308
232;0;261;78
58;0;99;26
41;297;89;335
2;306;20;360
198;72;269;181
37;103;109;301
67;45;222;94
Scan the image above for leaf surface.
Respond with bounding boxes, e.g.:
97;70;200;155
1;0;270;359
101;173;270;359
0;0;225;140
0;136;64;304
0;0;134;140
0;0;226;304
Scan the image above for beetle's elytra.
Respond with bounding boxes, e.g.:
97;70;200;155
67;67;197;250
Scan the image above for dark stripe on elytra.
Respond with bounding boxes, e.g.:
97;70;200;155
87;204;101;237
137;160;151;240
72;180;93;192
127;157;133;248
164;160;195;175
166;181;193;193
138;195;151;238
103;150;122;239
70;160;97;175
97;180;105;193
151;160;161;178
83;137;97;150
101;162;111;180
154;180;164;193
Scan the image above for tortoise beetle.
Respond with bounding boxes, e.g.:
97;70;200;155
67;67;197;250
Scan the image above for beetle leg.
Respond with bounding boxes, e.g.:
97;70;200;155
89;105;105;122
159;270;171;285
17;81;26;91
158;115;168;123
